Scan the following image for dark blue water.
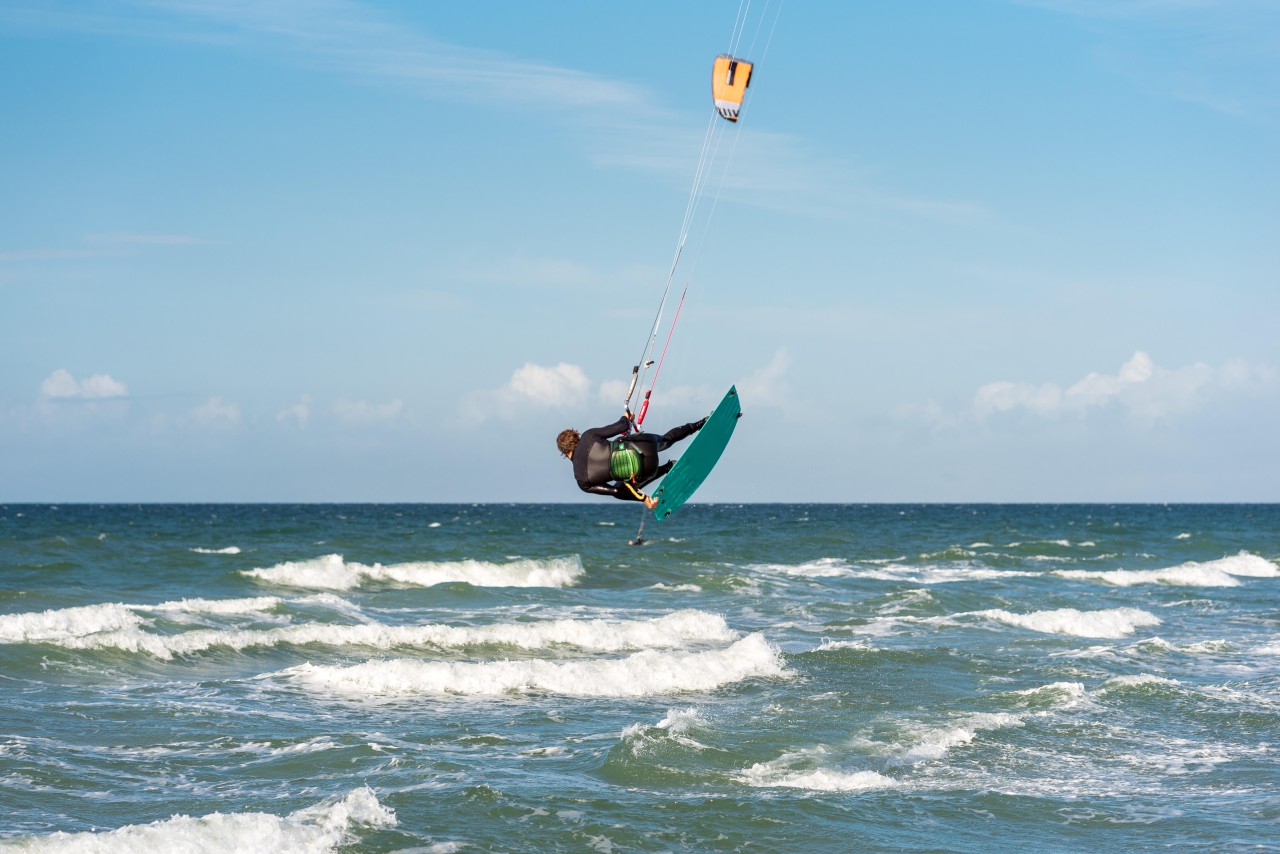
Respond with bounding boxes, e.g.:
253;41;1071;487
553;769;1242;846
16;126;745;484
1;504;1278;851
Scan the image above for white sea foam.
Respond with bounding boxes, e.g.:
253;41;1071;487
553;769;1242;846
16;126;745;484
266;736;339;756
755;558;854;577
894;713;1024;765
813;638;877;652
55;609;738;660
0;595;369;647
872;588;935;616
971;607;1161;638
742;766;898;791
651;707;705;732
856;564;1040;585
621;707;711;752
279;633;785;698
1133;637;1234;657
1055;551;1277;587
191;546;242;554
1099;674;1182;693
0;603;144;643
741;747;898;791
242;553;584;590
650;583;703;592
2;786;395;853
146;596;283;616
852;606;1160;640
521;745;566;757
1006;681;1090;708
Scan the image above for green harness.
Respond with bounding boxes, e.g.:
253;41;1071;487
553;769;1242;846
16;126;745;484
609;442;643;481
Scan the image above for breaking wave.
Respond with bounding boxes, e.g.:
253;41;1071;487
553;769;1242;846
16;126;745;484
1055;551;1277;587
278;633;786;698
740;747;899;792
1;787;395;853
0;597;298;645
241;554;584;590
46;609;738;660
969;607;1161;639
893;713;1024;766
0;603;144;643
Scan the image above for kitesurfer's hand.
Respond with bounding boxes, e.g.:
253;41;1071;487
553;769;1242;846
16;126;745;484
644;495;658;510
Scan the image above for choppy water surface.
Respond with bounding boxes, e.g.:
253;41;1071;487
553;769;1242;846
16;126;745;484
1;504;1277;851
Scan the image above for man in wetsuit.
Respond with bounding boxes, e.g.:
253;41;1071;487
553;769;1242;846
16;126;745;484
557;411;706;510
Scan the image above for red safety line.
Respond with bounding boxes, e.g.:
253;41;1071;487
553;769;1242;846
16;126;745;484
643;286;687;408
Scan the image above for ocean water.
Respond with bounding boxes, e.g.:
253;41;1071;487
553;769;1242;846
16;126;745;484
0;503;1277;852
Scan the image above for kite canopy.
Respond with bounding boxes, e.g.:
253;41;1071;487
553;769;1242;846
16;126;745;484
712;54;753;122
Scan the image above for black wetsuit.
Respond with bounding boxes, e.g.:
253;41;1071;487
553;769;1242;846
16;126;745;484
572;415;700;501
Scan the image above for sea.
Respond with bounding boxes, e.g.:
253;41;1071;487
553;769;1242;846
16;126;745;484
0;503;1277;852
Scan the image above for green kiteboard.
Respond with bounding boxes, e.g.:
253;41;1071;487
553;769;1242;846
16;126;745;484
651;386;741;520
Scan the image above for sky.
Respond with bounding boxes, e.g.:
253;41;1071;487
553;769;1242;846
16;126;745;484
1;0;1277;503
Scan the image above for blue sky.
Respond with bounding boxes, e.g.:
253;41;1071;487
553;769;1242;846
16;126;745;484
2;0;1277;502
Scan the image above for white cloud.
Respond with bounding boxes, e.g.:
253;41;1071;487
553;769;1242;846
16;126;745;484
969;351;1272;423
508;363;590;406
192;396;241;428
40;368;128;399
277;395;312;427
1219;357;1276;391
739;348;793;409
598;378;631;407
462;362;590;423
333;397;405;427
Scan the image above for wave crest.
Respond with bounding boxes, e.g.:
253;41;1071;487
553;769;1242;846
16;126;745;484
54;609;737;660
1056;551;1277;587
278;633;786;698
5;787;394;853
972;607;1161;638
241;554;584;590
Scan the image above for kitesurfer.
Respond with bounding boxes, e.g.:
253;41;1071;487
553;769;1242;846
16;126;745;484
557;412;706;509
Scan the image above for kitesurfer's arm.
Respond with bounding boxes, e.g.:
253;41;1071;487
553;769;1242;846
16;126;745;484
585;415;630;441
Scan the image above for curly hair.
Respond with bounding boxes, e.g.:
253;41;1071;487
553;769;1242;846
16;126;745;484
556;428;580;458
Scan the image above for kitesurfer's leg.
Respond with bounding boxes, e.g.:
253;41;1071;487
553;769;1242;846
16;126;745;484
656;416;707;451
634;460;675;491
